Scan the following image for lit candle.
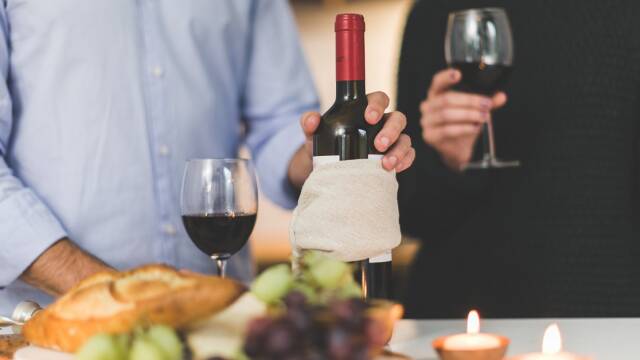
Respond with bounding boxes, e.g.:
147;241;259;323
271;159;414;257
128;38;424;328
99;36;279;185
442;310;503;350
511;324;588;360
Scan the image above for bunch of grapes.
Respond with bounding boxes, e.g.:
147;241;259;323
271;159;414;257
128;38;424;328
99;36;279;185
243;292;386;360
244;251;389;360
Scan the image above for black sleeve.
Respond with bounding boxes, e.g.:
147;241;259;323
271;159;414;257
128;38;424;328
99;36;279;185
396;0;490;249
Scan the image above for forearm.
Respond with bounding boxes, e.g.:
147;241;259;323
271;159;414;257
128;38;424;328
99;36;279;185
19;238;112;297
287;145;313;189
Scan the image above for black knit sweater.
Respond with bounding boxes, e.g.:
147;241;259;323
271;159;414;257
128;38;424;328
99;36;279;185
397;0;640;318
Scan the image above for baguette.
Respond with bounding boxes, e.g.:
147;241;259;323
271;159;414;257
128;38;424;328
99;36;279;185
23;264;245;353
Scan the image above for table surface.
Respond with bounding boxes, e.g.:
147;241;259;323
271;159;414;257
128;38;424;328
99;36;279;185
7;318;640;359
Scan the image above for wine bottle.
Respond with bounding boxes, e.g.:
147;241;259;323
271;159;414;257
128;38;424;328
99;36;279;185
312;13;392;300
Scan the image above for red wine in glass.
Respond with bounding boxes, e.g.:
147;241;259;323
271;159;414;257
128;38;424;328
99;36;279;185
446;8;519;169
451;62;513;96
181;159;258;277
182;213;257;259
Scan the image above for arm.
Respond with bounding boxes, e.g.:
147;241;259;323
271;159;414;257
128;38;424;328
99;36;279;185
20;239;111;296
242;0;319;209
396;1;493;244
0;7;110;295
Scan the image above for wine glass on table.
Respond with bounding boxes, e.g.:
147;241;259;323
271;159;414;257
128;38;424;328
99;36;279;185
181;159;258;277
445;7;519;169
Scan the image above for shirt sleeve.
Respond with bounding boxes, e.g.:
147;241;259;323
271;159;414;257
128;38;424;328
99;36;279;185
242;0;320;210
0;7;67;287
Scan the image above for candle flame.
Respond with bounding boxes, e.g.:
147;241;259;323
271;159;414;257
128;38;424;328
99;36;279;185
466;310;480;334
542;323;563;354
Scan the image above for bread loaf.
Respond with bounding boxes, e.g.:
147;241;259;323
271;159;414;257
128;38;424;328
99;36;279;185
23;264;245;352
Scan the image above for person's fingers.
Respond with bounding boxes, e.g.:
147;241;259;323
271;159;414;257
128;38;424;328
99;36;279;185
365;91;391;124
300;112;321;137
492;92;508;108
428;92;493;112
375;111;407;152
426;108;489;127
395;148;416;173
428;69;460;98
423;124;480;144
382;134;412;170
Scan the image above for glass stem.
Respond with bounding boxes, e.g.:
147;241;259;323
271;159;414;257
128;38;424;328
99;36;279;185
482;118;497;161
213;257;227;277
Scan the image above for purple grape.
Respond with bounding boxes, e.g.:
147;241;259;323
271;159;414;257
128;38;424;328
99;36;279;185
331;299;367;330
285;307;312;333
264;319;297;355
327;327;351;360
283;291;308;309
244;317;274;356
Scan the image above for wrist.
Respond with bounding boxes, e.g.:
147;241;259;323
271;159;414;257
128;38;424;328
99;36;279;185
287;145;313;189
20;238;112;296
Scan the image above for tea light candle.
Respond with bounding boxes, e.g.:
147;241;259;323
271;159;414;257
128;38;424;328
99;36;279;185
511;324;587;360
442;310;502;350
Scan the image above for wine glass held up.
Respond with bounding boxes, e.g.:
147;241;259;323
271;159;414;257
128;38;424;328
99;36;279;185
180;159;258;277
445;7;519;169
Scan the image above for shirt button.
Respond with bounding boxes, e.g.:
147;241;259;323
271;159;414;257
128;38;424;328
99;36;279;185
163;223;177;236
158;144;170;156
151;65;164;78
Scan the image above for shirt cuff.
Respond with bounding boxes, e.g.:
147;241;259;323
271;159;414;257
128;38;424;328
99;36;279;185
253;116;306;210
0;188;67;286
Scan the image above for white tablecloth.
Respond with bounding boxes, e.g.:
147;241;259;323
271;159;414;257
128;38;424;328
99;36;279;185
7;318;640;359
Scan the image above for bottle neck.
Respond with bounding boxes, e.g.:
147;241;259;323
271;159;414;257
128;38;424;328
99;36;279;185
335;80;366;103
335;26;365;83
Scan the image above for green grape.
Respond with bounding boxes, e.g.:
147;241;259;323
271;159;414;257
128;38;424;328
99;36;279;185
146;325;183;360
113;333;131;359
75;333;125;360
337;279;362;299
291;282;317;303
308;256;351;290
251;263;293;304
129;335;167;360
301;250;325;268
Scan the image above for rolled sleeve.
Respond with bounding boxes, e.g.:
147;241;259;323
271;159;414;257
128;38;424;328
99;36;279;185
0;185;67;286
252;115;306;209
242;0;320;209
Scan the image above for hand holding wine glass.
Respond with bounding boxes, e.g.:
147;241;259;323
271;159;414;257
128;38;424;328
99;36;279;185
439;7;518;170
181;159;258;277
420;68;507;170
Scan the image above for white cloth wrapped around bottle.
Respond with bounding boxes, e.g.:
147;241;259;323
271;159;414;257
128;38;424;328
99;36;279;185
289;158;401;262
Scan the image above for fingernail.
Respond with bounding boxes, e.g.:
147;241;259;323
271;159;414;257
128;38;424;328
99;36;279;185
379;136;390;147
450;70;458;80
387;156;398;167
481;99;492;109
483;112;490;120
368;110;379;121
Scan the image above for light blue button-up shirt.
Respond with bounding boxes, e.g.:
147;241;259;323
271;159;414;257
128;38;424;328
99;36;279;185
0;0;318;313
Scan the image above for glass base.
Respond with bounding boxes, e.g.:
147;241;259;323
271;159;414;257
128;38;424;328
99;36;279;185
464;157;520;170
